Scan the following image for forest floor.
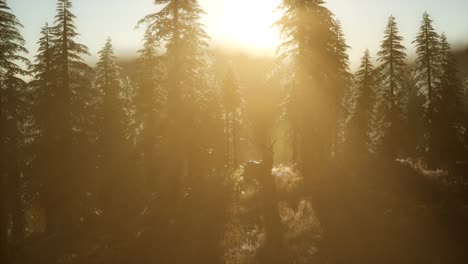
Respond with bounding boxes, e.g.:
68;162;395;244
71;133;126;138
311;162;468;264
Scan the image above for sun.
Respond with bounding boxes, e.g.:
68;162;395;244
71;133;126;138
220;0;282;54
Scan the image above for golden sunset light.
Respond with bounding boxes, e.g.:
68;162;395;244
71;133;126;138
1;1;468;264
219;0;281;52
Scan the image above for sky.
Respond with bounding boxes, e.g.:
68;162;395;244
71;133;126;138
8;0;468;69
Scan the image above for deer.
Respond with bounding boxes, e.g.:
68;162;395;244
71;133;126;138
243;142;286;263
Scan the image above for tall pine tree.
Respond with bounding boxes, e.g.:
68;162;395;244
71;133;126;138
94;38;134;218
373;16;407;159
138;1;224;262
0;1;29;263
275;0;350;183
29;24;56;215
139;0;212;191
344;50;375;165
134;34;162;191
432;34;464;166
29;23;54;135
35;0;92;234
412;12;441;166
329;19;351;156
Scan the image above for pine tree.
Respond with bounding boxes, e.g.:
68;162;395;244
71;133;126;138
134;35;162;189
222;67;241;166
94;38;133;217
0;1;29;262
29;23;55;170
432;34;464;166
344;50;375;164
139;0;211;183
329;19;351;156
275;0;350;182
412;12;441;166
373;15;407;159
138;2;223;262
28;23;63;240
95;37;126;141
36;0;92;234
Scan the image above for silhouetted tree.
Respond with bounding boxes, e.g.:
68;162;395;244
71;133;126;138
373;15;407;159
275;0;350;185
29;23;54;139
329;19;351;156
412;12;441;166
138;1;224;263
344;50;375;165
94;38;135;219
134;35;162;191
431;34;464;166
35;0;92;234
139;0;214;191
0;1;29;263
29;24;57;237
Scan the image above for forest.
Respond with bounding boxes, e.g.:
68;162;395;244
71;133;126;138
1;0;468;263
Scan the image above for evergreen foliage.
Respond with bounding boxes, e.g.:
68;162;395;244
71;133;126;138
275;0;350;185
344;50;375;163
373;16;407;159
412;12;441;165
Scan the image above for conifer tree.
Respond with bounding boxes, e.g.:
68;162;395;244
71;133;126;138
413;12;441;166
432;34;464;165
276;0;350;182
37;0;92;234
29;23;54;172
94;38;132;216
373;16;407;159
0;1;29;262
138;2;223;262
30;23;54;103
134;35;162;190
28;23;64;239
344;50;375;164
139;0;211;183
329;20;351;155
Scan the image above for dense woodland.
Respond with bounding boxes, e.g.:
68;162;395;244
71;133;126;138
1;0;468;263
